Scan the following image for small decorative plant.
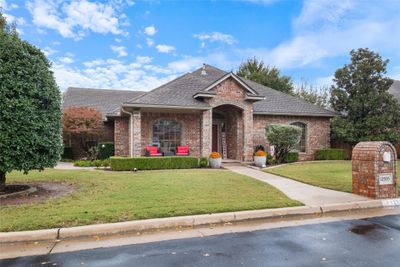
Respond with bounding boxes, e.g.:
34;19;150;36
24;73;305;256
209;152;222;168
254;150;267;157
209;152;221;159
254;149;267;168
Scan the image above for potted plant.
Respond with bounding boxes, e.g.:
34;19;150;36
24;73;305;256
209;152;222;168
254;150;267;168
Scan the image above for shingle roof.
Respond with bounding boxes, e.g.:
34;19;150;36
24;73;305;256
389;80;400;102
63;87;145;119
125;64;335;117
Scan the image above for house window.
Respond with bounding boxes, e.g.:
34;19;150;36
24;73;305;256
291;122;307;153
152;120;181;153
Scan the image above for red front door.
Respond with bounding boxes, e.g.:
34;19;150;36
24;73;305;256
212;125;218;152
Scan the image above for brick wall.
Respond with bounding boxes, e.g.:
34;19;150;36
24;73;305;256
352;141;398;198
141;112;202;157
114;116;130;156
204;77;253;161
253;115;331;161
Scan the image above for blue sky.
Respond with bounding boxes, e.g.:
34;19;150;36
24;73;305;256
1;0;400;91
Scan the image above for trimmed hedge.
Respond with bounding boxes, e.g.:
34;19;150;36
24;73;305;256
74;159;110;167
110;156;200;171
98;142;114;160
283;152;299;163
315;149;345;160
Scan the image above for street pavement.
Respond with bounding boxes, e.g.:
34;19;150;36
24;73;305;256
2;214;399;267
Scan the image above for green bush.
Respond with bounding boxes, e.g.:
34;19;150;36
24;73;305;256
98;142;114;160
266;124;302;163
283;152;299;163
62;147;73;160
110;156;200;171
73;159;109;167
199;157;208;168
315;149;345;160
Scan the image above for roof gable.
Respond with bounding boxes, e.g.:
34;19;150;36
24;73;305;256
201;72;259;95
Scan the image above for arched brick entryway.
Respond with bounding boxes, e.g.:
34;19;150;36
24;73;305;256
212;104;244;160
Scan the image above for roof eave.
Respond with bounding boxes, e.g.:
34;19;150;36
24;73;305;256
122;103;211;110
253;111;336;117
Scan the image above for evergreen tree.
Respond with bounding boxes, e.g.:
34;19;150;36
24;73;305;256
0;12;63;191
330;48;400;146
237;57;293;94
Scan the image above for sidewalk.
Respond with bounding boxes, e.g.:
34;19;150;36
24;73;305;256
224;164;368;206
53;162;96;171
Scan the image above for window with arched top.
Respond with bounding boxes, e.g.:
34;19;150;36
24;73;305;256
152;120;181;153
291;122;307;153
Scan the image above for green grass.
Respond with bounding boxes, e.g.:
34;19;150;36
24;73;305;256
266;161;400;193
0;169;301;232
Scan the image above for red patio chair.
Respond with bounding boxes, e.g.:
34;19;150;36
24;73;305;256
176;145;189;156
145;146;162;157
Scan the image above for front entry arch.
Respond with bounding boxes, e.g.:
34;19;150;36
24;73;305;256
212;104;244;161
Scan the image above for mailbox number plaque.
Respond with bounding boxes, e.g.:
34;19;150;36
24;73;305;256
378;173;393;185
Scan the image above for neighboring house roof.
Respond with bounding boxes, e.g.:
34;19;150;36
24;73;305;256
125;64;335;117
63;87;145;120
389;80;400;102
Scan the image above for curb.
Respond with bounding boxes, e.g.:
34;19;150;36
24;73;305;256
0;200;388;243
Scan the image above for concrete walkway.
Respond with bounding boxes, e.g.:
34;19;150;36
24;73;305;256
224;165;368;206
53;162;96;170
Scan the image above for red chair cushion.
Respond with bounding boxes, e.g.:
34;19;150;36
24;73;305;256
150;153;162;156
177;146;189;153
146;146;159;155
176;152;188;156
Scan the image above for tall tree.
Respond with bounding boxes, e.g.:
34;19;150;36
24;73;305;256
236;57;294;94
294;82;331;108
62;106;103;154
330;48;400;146
0;12;63;191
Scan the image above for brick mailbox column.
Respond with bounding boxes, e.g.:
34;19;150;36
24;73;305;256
352;141;398;199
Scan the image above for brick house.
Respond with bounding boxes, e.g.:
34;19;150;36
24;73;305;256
63;64;336;161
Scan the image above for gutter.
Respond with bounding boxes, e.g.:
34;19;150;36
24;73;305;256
120;108;133;157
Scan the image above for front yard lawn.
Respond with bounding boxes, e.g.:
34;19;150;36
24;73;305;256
265;161;400;193
0;169;301;232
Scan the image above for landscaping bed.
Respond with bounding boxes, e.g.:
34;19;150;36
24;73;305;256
265;160;400;193
0;169;301;232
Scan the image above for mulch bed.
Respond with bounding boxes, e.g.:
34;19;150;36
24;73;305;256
0;182;76;206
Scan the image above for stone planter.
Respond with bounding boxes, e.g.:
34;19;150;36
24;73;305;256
254;156;266;168
209;157;222;168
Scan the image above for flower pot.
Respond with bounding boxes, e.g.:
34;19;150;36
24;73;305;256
254;156;266;168
209;157;222;168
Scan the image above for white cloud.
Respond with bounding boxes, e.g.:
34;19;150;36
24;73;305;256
27;0;126;40
146;38;154;47
235;0;400;69
156;44;176;54
42;46;58;57
144;25;157;36
136;56;152;64
193;32;237;45
110;45;128;57
52;59;178;91
58;56;74;64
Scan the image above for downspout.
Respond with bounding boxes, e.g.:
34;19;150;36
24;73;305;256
121;107;133;157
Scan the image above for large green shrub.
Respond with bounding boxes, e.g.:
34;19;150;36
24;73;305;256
315;149;345;160
199;157;208;168
110;157;200;171
283;152;299;163
0;13;63;191
266;124;302;163
98;142;114;160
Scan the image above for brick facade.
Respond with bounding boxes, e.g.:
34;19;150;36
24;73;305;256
352;141;398;198
114;117;130;156
253;115;331;161
141;112;202;157
204;77;254;161
112;77;332;161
